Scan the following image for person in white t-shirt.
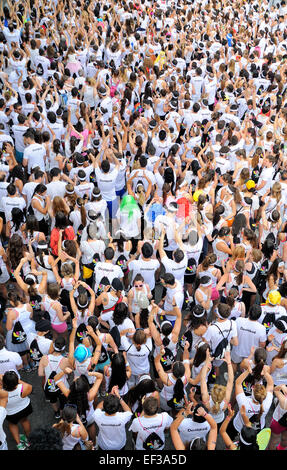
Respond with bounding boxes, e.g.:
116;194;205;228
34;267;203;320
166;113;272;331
128;242;160;293
129;396;173;450
22;130;46;174
94;150;120;219
0;334;22;375
231;304;267;372
203;303;238;372
225;366;274;440
94;246;123;289
93;391;132;450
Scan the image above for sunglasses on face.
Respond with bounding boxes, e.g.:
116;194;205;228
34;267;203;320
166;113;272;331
135;284;143;287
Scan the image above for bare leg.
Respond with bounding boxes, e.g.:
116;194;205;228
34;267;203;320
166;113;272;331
8;422;20;445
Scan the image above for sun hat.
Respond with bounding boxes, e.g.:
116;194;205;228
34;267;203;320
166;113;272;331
74;344;92;363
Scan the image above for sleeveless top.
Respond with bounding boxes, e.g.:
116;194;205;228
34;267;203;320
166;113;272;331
44;354;65;388
32;194;47;221
212;239;229;268
42;295;63;326
6;383;30;416
12;304;35;334
131;285;149;314
102;293;122;313
62;424;82;450
36;255;56;283
160;373;188;402
271;359;287;385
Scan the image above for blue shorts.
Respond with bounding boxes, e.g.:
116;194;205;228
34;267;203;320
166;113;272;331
107;199;119;219
116;187;126;199
15;150;23;164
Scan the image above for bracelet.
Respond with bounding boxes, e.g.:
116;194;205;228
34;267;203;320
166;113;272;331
203;412;207;417
183;360;190;364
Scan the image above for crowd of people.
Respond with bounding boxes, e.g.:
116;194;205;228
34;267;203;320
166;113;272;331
0;0;286;452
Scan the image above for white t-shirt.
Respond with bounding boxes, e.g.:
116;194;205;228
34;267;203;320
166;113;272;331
0;196;26;222
94;262;123;288
0;406;6;446
203;320;237;357
129;412;173;450
92;409;133;450
22;182;38;208
232;318;266;358
161;255;187;286
0;347;22;374
178;418;211;446
23;143;46;173
46;181;67;200
128;258;160;291
233;391;273;432
123;337;152;376
94;167;119;201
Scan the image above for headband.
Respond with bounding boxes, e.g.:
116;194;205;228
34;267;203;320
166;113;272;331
161;320;172;329
25;274;37;284
239;433;252;447
65;188;75;194
53;343;66;352
193;308;206;318
37;243;48;250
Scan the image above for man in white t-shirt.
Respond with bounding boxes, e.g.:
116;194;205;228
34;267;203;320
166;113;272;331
94;246;123;289
93;393;133;450
0;183;26;223
158;227;187;285
256;155;276;198
46;168;68;200
0;335;22;375
22;130;46;174
94;150;120;219
129;396;173;450
203;303;238;370
159;273;184;325
231;304;267;371
128;242;160;293
22;169;44;208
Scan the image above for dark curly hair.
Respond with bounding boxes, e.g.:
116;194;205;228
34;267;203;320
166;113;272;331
112;302;128;326
67;375;90;423
28;427;63;450
7;234;25;270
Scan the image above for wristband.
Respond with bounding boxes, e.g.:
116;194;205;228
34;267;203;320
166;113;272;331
183;359;190;364
125;362;130;367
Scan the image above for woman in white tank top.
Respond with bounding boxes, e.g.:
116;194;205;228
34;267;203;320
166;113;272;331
0;370;33;450
53;404;88;450
5;293;35;371
270;340;287;386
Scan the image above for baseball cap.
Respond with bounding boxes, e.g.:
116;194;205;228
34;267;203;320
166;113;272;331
74;344;92;363
245;180;256;190
193;190;204;202
267;290;281;306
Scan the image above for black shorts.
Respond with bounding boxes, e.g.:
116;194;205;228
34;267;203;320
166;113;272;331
44;389;67;406
6;402;33;424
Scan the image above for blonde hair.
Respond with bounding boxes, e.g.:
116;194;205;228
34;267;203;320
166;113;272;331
271;182;282;202
231;245;245;260
253;383;267;422
61;262;74;278
211;384;226;414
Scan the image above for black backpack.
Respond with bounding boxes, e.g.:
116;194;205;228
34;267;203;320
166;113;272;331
109;325;121;349
44;371;60;395
29;338;43;362
139;415;164;450
76;323;87;342
261;311;275;335
178;330;193;351
212;321;232;359
159;347;175;372
11;321;27;344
